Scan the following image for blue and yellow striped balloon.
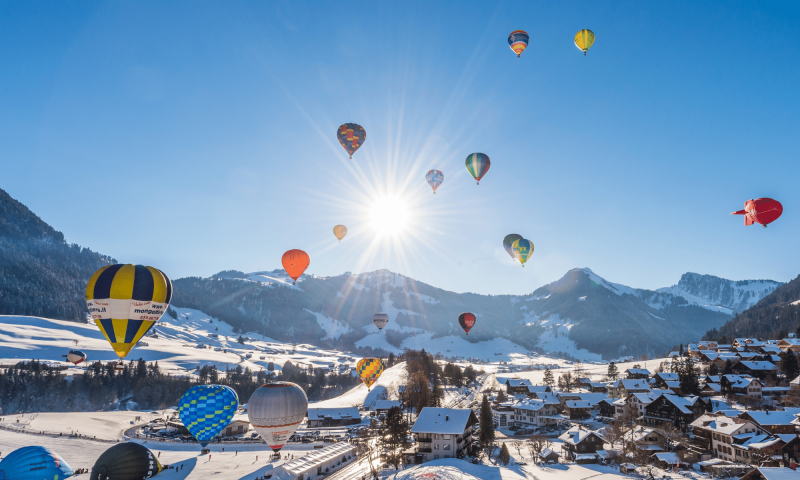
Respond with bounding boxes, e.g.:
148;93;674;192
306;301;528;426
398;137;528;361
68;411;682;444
465;153;491;185
512;238;534;267
179;385;239;448
86;264;172;359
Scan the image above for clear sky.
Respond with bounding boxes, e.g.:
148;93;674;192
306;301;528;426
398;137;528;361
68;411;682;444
1;1;799;295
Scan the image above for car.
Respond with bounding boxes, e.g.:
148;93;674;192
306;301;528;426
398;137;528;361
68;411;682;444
508;425;521;431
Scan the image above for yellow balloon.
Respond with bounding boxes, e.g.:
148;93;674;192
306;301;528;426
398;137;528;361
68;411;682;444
333;225;348;243
511;238;534;267
574;29;595;55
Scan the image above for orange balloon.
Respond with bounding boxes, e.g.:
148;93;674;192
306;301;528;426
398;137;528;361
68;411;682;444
282;249;310;285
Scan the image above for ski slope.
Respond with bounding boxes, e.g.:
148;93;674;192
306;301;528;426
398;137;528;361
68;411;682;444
309;362;407;409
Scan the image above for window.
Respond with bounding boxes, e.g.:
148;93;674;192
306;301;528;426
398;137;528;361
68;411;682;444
443;435;451;440
434;434;438;439
444;445;451;450
434;444;439;450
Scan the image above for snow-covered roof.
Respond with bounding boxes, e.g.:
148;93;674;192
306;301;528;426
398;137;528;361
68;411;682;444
748;468;800;480
282;442;355;475
654;452;678;464
690;414;752;435
657;394;702;414
705;375;721;383
655;372;679;381
539;448;559;458
778;339;800;346
564;401;592;409
722;375;757;386
498;377;532;387
525;385;551;393
612;379;651;390
742;410;798;426
307;407;360;421
514;399;551;412
737;434;784;450
702;383;721;392
630;392;659;404
559;427;602;446
625;368;651;375
665;381;681;388
739;361;777;371
570;392;610;405
411;408;476;435
373;400;401;410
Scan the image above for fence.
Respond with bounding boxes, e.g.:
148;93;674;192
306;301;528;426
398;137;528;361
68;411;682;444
0;424;122;444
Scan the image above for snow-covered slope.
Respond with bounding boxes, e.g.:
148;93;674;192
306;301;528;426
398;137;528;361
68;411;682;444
654;272;781;314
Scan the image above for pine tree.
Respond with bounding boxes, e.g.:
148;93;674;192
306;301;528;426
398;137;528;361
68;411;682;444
380;406;410;469
497;390;507;403
723;359;734;375
607;362;619;381
479;394;495;447
498;442;511;465
431;375;444;407
677;359;700;396
679;343;684;357
543;369;555;388
781;352;799;381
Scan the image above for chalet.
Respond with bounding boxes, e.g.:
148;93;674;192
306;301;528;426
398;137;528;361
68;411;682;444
733;338;767;352
760;345;782;355
700;383;721;397
500;378;533;395
731;434;786;466
740;410;798;434
575;377;592;389
625;426;666;454
524;385;552;398
374;400;401;415
763;386;791;400
720;375;763;399
588;382;608;393
608;379;651;398
777;339;800;353
781;435;800;465
712;354;742;371
597;399;616;418
539;448;560;464
703;375;721;384
625;368;651;379
559;427;605;462
616;392;659;419
732;361;778;380
408;408;478;463
307;407;361;427
513;399;560;428
643;394;707;430
740;467;800;480
653;372;679;389
664;381;682;395
652;452;680;470
689;414;766;462
563;400;592;420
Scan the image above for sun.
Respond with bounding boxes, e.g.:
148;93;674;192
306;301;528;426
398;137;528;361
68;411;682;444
369;195;410;236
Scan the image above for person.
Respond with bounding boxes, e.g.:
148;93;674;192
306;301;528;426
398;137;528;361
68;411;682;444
181;464;183;470
256;455;258;461
158;452;161;458
235;450;238;456
209;454;211;461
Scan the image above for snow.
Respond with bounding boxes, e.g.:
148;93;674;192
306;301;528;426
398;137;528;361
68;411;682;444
305;309;352;340
579;268;637;297
309;362;407;409
535;325;604;362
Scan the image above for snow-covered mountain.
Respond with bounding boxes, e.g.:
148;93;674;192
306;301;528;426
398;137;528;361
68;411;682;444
653;273;781;314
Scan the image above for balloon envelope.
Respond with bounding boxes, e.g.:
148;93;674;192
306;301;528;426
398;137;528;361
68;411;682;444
333;225;348;242
508;30;529;57
465;153;490;184
357;358;384;390
85;264;172;359
0;446;73;480
282;250;310;285
337;123;366;158
512;238;534;266
248;382;308;452
426;170;444;194
574;29;595;55
458;312;476;335
179;385;239;448
373;312;390;331
90;443;162;480
502;234;523;261
65;350;87;365
731;198;783;227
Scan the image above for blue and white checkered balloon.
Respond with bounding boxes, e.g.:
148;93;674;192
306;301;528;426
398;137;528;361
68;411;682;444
178;385;239;447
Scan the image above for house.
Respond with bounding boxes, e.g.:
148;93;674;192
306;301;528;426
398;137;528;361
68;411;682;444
689;413;766;462
760;345;782;355
625;368;651;379
616;392;659;419
408;408;478;463
608;379;651;398
777;339;800;353
524;385;552;397
307;407;361;427
780;435;800;465
653;372;680;389
733;338;767;352
588;382;608;393
740;410;799;434
498;377;533;395
373;400;401;415
720;375;763;399
652;452;680;470
700;383;721;397
492;402;515;429
732;361;779;380
643;394;707;430
625;426;666;454
731;434;786;466
563;401;592;419
513;399;560;428
559;427;605;462
597;399;616;418
575;377;592;389
664;381;682;395
539;448;560;464
740;467;800;480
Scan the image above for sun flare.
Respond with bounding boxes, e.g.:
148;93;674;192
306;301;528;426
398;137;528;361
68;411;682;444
368;196;410;236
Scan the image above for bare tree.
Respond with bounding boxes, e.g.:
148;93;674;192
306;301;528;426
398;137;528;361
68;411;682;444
602;422;625;449
355;432;380;478
511;441;525;460
526;434;552;464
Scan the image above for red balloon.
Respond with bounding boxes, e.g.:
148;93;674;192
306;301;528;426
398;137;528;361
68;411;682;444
458;312;476;335
731;198;783;227
282;249;310;285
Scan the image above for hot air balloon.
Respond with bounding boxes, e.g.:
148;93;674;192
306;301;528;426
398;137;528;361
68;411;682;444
248;382;308;452
179;385;239;448
458;312;476;335
426;170;444;194
731;198;783;227
0;446;73;480
337;123;366;159
575;29;595;55
282;249;310;285
465;153;490;185
373;312;389;332
511;238;534;267
508;30;529;58
502;234;523;262
90;443;162;480
86;264;172;361
333;225;348;243
63;350;87;365
356;358;384;390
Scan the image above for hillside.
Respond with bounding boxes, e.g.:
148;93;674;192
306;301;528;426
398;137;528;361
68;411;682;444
703;274;800;341
0;188;115;321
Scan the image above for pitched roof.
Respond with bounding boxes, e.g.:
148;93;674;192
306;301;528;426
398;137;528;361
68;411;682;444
625;368;651;375
514;399;551;412
654;452;679;464
373;400;401;410
722;375;757;386
526;385;551;392
411;408;477;435
559;427;603;446
748;468;800;480
689;414;752;435
565;401;592;409
741;410;798;427
307;407;360;421
613;379;651;390
739;361;777;371
655;372;679;381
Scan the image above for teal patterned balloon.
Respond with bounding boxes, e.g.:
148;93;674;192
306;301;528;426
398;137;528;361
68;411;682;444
465;153;490;184
179;385;239;447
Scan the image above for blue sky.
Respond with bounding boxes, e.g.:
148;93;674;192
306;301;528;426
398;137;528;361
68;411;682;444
1;1;799;295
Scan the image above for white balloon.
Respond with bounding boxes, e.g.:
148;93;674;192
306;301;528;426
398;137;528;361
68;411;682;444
373;313;389;331
247;382;307;452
